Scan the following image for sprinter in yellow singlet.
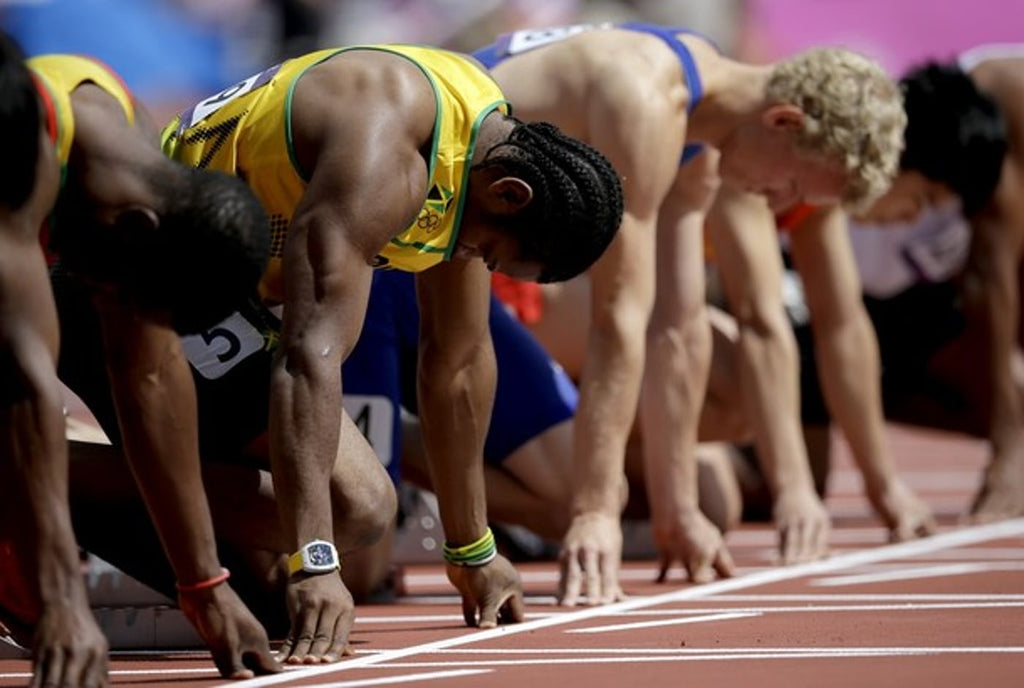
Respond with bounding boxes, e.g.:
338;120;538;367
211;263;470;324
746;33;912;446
0;31;277;684
157;44;624;664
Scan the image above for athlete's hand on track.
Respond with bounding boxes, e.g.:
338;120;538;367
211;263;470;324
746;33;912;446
178;582;281;678
30;599;110;688
278;573;353;664
772;488;831;565
652;508;735;584
446;554;524;628
868;477;938;541
558;511;626;606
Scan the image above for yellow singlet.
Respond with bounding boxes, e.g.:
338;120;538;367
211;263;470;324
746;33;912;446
161;45;509;303
27;54;137;258
28;54;136;177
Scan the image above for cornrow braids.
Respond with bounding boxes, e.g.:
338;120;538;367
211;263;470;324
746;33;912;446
475;119;624;283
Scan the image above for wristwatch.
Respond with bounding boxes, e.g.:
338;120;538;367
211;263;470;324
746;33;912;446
288;540;341;576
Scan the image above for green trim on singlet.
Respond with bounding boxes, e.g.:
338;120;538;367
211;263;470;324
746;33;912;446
387;237;448;253
284;48;348;182
444;100;509;260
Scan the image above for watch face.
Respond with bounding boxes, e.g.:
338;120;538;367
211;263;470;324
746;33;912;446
307;543;335;567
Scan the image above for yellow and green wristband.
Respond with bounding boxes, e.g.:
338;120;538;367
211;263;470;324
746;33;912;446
442;527;498;567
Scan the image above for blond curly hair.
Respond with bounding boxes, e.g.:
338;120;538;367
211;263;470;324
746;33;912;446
767;47;905;211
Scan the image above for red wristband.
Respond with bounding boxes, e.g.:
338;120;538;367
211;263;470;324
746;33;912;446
175;567;231;594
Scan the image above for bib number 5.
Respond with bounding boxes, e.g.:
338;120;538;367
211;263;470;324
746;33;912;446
181;311;267;380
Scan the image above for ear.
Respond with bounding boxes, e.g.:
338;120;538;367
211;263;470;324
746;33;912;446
488;176;534;214
762;104;805;132
112;205;160;235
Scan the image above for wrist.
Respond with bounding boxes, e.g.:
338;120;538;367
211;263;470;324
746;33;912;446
442;527;497;567
572;482;626;516
288;540;341;576
176;567;231;594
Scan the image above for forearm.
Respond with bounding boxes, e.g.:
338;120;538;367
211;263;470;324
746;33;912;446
961;244;1024;454
813;314;893;492
417;341;493;544
110;367;223;583
977;298;1024;454
640;308;712;516
573;321;646;514
2;362;84;607
736;320;816;495
269;357;340;551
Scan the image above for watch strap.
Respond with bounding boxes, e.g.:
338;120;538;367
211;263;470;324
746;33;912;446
287;550;305;576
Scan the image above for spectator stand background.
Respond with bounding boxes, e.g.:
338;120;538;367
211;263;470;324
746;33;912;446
738;0;1024;74
0;0;743;124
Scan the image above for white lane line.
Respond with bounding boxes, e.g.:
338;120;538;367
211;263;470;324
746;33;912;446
591;601;1024;615
903;547;1024;560
372;647;1024;655
314;669;490;687
813;562;1024;587
355;597;1024;623
369;646;1024;666
10;645;1024;682
690;593;1024;602
232;518;1024;688
565;611;760;634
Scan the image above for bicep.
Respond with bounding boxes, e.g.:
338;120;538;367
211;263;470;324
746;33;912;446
0;234;59;362
282;118;425;360
584;86;686;327
650;155;720;318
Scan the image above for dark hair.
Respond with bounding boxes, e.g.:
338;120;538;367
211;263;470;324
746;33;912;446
477;119;624;283
0;31;40;210
54;164;271;334
142;166;271;334
900;62;1007;216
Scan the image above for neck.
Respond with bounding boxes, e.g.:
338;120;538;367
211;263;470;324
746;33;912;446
687;60;773;148
471;111;515;165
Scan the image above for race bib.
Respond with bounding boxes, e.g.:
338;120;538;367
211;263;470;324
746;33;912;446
343;395;395;467
176;64;281;134
181;311;267;380
499;24;611;58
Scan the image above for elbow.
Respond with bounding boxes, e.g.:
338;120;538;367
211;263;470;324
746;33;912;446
272;338;342;387
735;304;790;344
647;303;711;365
591;298;653;353
0;343;58;408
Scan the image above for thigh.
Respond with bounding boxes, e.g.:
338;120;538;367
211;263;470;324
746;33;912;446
342;270;416;485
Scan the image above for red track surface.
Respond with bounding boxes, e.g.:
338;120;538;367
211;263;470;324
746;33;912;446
3;425;1023;687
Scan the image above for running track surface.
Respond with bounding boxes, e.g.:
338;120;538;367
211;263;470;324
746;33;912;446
2;424;1022;688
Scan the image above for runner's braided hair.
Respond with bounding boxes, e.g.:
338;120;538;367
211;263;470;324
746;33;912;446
900;62;1007;216
475;119;623;283
0;31;39;210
